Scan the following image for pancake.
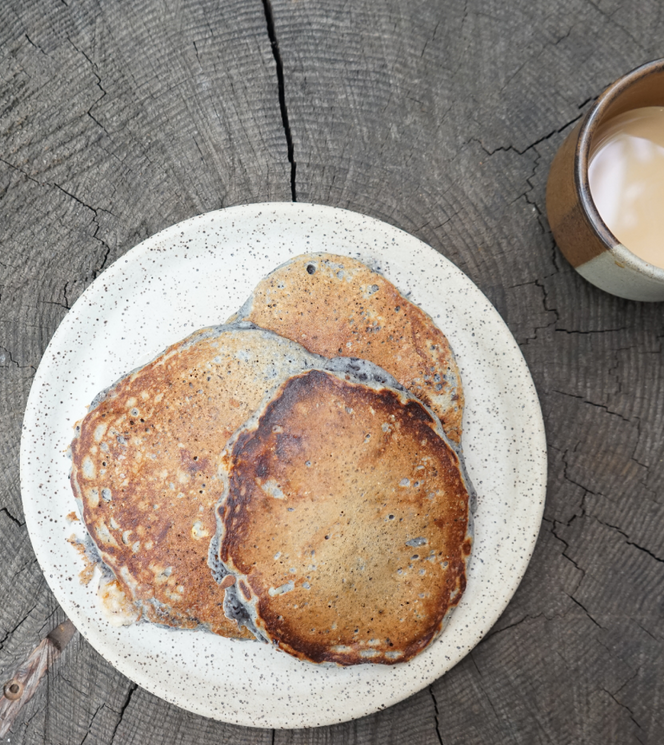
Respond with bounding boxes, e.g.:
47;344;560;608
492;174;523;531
69;323;340;637
233;252;464;445
217;368;473;665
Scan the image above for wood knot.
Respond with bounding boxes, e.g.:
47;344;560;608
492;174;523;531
3;679;23;700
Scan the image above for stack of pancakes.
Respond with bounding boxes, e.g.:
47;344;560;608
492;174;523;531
70;253;473;666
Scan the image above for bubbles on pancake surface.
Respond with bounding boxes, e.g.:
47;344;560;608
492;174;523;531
70;324;340;640
218;367;472;665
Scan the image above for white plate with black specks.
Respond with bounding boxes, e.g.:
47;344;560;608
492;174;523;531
20;203;546;729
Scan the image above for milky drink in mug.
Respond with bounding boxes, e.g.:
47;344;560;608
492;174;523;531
588;106;664;270
546;59;664;301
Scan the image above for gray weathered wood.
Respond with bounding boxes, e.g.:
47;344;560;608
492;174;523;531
1;0;664;742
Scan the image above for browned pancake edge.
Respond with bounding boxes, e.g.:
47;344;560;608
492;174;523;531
70;324;332;639
235;252;464;445
218;368;472;665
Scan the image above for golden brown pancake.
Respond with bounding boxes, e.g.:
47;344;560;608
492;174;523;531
218;368;472;665
234;252;464;445
69;323;341;638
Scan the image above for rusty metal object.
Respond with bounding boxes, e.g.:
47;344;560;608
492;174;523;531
0;620;77;737
3;681;23;701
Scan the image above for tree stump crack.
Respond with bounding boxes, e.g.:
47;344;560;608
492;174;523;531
109;682;138;744
594;516;664;564
0;601;39;651
567;594;603;629
260;0;297;201
428;685;445;745
0;506;25;529
601;684;643;734
468;107;585;158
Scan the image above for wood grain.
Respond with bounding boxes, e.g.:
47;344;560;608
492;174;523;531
1;0;664;742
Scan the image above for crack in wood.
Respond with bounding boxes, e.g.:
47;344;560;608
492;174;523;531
594;517;664;564
553;389;632;424
485;613;547;641
38;608;66;639
0;347;37;376
518;277;560;345
468;652;510;736
41;300;70;311
261;0;297;201
0;506;25;528
545;518;587;583
67;38;110;136
56;672;91;701
578;94;600;110
559;452;590;521
614;668;641;697
20;701;46;738
50;183;113;276
585;0;649;53
522;149;551;237
567;595;603;629
601;684;643;733
78;703;106;745
469;97;590;159
109;683;137;744
1;158;111;279
95;244;112;278
0;601;40;652
0;157;41;186
469;118;575;158
534;278;561;324
553;24;574;46
428;685;445;745
555;326;631;335
24;35;48;56
420;19;441;58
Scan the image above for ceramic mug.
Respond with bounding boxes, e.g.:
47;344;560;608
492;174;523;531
546;58;664;301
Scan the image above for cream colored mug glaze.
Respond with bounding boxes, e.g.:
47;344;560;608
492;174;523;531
589;106;664;270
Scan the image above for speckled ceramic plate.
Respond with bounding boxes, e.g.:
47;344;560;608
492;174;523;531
21;203;546;729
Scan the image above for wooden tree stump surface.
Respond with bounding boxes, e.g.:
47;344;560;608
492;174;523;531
1;1;663;742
